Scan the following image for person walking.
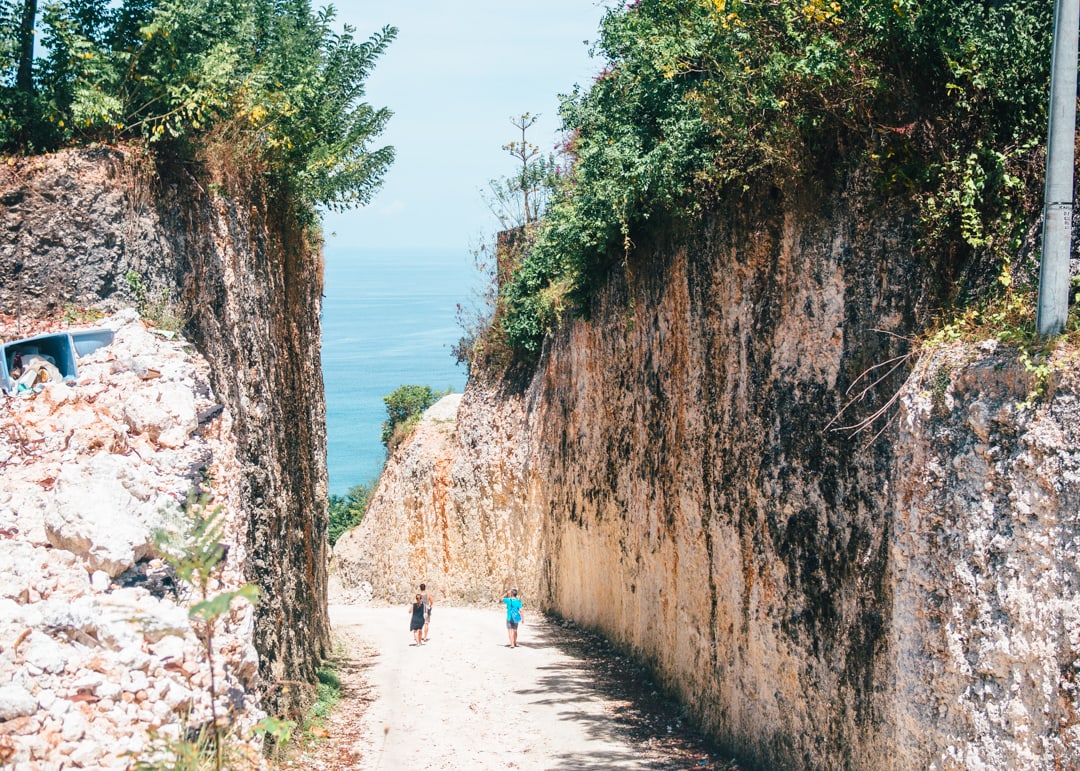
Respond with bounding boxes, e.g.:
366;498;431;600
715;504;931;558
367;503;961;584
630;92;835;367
409;593;426;646
420;583;433;642
501;589;524;648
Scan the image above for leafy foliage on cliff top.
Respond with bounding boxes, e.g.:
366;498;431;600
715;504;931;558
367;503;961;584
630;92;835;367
501;0;1053;355
381;384;451;454
0;0;395;213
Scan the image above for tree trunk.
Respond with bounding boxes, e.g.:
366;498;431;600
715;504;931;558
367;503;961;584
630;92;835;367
16;0;37;95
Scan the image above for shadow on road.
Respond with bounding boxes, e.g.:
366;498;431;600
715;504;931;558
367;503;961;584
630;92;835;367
518;618;747;771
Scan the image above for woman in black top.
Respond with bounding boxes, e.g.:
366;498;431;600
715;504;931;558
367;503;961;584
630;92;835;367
409;593;426;645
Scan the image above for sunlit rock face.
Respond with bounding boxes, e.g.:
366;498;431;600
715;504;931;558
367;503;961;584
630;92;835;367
352;175;1079;769
522;190;1078;768
525;188;925;768
334;390;544;606
0;147;330;720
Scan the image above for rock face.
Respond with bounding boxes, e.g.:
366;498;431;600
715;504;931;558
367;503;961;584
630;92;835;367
886;342;1080;768
344;179;1079;768
334;391;541;605
0;146;329;720
0;311;263;768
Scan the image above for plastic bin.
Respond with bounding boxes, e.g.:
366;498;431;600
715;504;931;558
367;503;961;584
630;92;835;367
1;328;114;393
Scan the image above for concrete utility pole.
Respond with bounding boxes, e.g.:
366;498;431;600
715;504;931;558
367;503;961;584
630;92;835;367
1037;0;1080;337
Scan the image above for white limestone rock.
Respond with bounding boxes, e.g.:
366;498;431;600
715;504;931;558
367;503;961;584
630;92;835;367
0;684;37;721
118;381;197;448
43;453;169;577
0;541;43;601
60;709;87;741
149;635;185;663
21;631;67;675
0;306;261;770
90;570;111;592
101;591;189;644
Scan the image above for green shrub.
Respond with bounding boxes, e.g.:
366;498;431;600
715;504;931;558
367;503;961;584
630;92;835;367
454;234;530;379
379;384;449;452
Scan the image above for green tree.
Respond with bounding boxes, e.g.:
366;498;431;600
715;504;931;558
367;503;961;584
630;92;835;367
14;0;34;94
0;0;397;215
380;384;446;451
146;495;263;771
0;0;59;148
231;4;397;210
328;482;373;545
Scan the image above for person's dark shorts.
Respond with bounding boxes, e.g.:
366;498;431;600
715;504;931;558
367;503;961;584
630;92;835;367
506;619;519;630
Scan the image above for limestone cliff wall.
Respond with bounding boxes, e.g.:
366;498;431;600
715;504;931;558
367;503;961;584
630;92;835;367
886;344;1080;768
0;147;329;716
529;184;925;768
343;174;1079;769
334;391;542;605
523;188;1079;768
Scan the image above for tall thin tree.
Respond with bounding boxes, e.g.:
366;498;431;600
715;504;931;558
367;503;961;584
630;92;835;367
505;113;541;224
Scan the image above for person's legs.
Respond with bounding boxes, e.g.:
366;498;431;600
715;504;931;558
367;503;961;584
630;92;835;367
423;611;430;641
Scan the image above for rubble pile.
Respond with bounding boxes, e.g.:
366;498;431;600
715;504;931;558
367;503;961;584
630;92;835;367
0;310;262;769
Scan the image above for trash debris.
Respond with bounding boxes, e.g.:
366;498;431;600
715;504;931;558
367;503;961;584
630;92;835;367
1;328;114;394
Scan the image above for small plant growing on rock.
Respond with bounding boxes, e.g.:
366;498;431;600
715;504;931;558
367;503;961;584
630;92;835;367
131;494;270;771
124;270;187;332
61;303;104;325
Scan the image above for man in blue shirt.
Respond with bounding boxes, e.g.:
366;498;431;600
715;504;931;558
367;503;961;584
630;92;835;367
502;589;525;648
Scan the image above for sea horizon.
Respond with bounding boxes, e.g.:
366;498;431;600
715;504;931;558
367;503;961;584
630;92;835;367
320;244;480;496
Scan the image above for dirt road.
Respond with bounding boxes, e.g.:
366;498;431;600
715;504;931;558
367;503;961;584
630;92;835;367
309;604;735;771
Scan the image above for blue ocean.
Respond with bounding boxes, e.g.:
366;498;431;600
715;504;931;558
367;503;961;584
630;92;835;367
320;247;478;496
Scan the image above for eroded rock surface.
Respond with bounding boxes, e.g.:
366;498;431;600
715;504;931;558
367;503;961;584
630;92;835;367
337;184;1080;768
886;342;1080;769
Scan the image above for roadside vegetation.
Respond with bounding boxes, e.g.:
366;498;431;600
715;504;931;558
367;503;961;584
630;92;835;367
489;0;1058;358
328;482;373;546
135;495;285;770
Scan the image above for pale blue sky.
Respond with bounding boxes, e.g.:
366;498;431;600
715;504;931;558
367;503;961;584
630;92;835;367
323;1;612;251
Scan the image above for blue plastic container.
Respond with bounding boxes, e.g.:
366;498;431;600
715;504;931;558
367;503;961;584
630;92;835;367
1;327;114;394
